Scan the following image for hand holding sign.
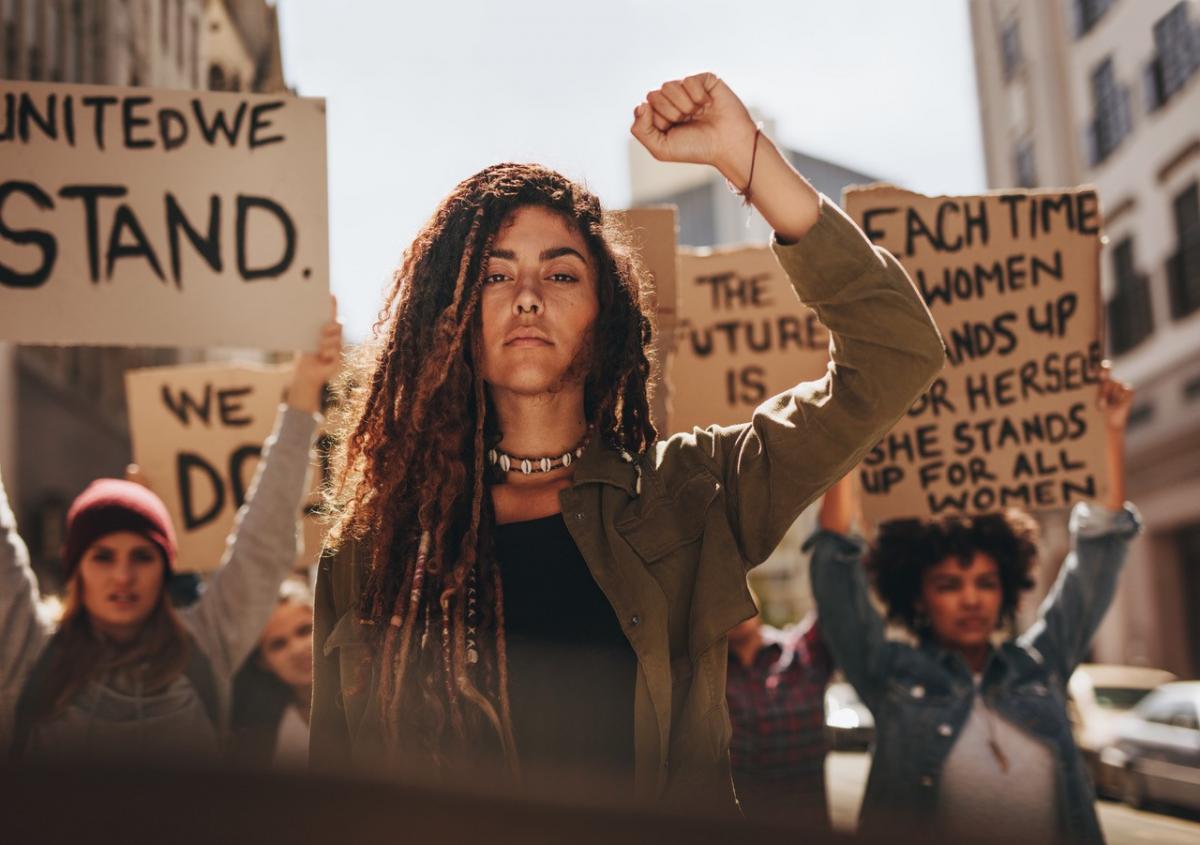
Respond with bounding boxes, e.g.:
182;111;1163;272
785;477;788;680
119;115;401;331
1098;364;1133;512
287;295;342;414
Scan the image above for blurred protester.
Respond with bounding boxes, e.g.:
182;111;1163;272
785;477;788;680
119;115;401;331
726;594;832;828
312;69;943;813
809;368;1136;845
0;307;340;761
230;578;315;768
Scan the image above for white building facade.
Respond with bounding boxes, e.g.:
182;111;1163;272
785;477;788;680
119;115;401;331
971;0;1200;677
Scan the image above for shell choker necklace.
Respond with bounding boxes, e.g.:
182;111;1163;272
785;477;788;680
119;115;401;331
487;426;593;476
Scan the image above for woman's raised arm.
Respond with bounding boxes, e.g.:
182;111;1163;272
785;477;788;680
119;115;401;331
184;300;341;681
633;73;945;566
0;470;53;743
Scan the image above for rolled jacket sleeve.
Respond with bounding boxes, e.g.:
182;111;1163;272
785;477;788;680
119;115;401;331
1019;502;1142;680
672;194;946;566
806;529;888;710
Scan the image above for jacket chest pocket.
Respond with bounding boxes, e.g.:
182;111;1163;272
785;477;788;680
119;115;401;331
616;469;721;563
322;611;375;737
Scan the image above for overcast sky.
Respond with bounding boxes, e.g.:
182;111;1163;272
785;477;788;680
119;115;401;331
276;0;986;341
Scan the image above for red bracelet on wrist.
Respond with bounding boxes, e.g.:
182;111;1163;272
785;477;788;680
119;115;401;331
726;127;763;207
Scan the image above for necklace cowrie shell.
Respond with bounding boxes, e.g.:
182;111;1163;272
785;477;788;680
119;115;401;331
563;452;572;467
499;454;511;472
521;458;532;475
487;449;497;464
540;457;552;472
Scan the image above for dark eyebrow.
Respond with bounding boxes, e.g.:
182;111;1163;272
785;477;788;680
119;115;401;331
489;247;588;263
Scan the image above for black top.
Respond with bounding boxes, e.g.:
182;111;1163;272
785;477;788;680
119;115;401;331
495;513;636;792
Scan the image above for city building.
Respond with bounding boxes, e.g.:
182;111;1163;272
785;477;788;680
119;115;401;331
0;0;286;587
970;0;1200;677
628;122;879;625
204;0;287;94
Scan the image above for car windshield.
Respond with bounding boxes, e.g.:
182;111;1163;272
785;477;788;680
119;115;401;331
1094;686;1153;710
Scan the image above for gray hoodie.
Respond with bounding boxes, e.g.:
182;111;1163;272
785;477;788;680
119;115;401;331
0;405;318;761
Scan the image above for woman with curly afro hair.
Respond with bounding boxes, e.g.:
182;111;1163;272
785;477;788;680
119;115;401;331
811;369;1139;844
310;72;945;811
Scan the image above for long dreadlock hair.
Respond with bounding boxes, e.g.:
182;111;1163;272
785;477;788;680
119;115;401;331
324;163;657;776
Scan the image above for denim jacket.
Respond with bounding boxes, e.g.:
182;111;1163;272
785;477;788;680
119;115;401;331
808;502;1141;844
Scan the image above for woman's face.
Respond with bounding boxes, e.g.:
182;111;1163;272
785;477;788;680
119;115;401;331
919;551;1004;652
257;601;314;688
480;205;600;398
78;531;165;641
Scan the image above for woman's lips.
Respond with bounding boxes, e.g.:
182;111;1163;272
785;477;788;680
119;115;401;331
506;337;552;347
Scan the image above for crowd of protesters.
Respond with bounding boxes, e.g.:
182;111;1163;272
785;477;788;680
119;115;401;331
0;71;1147;844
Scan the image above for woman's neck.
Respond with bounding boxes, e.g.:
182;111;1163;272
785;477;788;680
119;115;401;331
954;643;992;675
490;385;588;461
90;617;142;645
293;684;313;721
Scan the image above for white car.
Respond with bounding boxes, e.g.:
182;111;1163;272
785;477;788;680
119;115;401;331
1106;682;1200;812
1067;663;1177;797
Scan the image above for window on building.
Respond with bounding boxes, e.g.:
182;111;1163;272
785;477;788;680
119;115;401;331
672;182;718;248
1168;182;1200;319
1127;400;1154;430
70;0;86;83
1147;2;1200;109
91;1;105;84
1072;0;1113;38
1;0;15;80
175;0;184;70
45;1;59;81
22;0;39;78
1014;138;1037;188
190;15;199;87
1001;19;1023;82
208;62;225;90
1088;57;1132;166
1107;238;1154;355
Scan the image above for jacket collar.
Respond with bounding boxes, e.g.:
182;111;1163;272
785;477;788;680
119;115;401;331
569;434;641;497
917;635;1018;683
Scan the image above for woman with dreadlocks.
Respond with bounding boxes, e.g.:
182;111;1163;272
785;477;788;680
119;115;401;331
310;72;945;810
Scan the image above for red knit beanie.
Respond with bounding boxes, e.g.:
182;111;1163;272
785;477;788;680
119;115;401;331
63;479;177;576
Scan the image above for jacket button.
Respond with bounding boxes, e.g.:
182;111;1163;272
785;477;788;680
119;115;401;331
938;723;952;737
631;614;641;627
920;775;934;788
910;685;926;700
714;481;721;491
574;512;584;521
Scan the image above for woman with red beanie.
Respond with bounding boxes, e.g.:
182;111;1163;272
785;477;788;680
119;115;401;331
0;307;341;761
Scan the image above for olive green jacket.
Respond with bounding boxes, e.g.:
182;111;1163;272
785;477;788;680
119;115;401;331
310;195;946;809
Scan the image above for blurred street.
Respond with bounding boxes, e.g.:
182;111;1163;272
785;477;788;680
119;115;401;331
827;752;1200;844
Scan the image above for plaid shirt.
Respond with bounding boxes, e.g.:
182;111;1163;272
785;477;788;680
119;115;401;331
726;615;833;824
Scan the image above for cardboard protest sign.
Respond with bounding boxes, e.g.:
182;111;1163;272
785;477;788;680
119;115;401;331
843;185;1108;522
125;362;324;573
611;207;677;432
667;246;830;434
0;80;329;350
